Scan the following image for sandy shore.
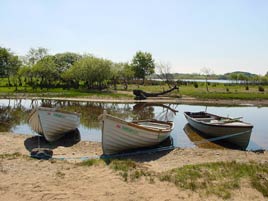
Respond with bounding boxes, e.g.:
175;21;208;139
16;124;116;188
1;132;268;201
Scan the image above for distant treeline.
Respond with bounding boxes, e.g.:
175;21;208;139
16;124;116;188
150;71;268;83
1;45;267;92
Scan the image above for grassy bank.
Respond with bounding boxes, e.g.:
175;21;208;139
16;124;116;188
0;82;268;100
80;158;268;199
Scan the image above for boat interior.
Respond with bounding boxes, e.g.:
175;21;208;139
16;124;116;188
134;121;172;129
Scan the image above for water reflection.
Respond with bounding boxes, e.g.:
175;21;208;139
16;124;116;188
133;103;178;121
0;105;29;132
183;124;251;150
1;99;267;151
24;129;81;152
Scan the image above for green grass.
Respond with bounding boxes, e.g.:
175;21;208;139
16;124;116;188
78;158;105;167
0;152;29;160
0;79;268;100
108;159;144;181
0;86;133;99
159;161;268;199
60;157;268;198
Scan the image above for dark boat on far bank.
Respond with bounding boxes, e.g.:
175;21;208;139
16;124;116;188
184;111;253;149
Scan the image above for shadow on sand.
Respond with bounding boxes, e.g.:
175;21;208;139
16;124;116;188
24;129;81;152
101;136;174;162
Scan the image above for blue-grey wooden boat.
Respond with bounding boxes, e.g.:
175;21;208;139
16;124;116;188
184;111;253;148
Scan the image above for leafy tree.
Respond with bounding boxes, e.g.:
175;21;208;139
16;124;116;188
110;63;122;90
120;63;134;90
54;52;82;74
131;51;155;85
0;47;21;85
17;66;32;88
32;56;58;89
67;56;112;90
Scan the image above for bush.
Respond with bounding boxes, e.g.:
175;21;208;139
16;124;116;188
245;86;249;90
226;88;229;92
193;82;198;88
258;86;265;92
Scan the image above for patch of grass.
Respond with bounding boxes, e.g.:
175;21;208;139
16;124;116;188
78;158;105;167
251;173;268;197
0;87;133;99
109;159;137;172
1;82;268;100
108;159;151;182
159;161;268;199
0;152;26;159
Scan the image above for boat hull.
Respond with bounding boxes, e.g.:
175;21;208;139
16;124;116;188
29;107;80;142
184;112;253;149
101;114;173;155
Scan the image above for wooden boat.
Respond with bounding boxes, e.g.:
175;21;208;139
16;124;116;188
183;123;250;150
28;107;80;142
184;111;253;148
99;112;174;155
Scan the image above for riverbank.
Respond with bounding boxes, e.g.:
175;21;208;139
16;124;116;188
2;95;268;106
1;132;268;201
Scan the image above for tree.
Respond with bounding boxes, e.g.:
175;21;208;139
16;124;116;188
67;56;112;90
200;67;213;92
110;63;122;90
131;51;155;85
54;52;82;74
0;47;21;85
156;62;175;87
120;63;134;90
25;47;48;66
32;56;58;89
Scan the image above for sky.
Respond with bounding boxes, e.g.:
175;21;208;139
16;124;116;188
0;0;268;75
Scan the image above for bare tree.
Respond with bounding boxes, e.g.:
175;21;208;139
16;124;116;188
156;62;175;87
200;67;213;92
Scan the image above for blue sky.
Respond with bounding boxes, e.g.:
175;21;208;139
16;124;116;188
1;0;268;75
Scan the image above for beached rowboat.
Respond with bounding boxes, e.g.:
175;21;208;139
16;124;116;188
184;111;253;148
28;107;80;142
99;112;174;155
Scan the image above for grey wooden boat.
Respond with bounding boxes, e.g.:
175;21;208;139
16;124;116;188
99;111;174;155
28;107;80;142
184;111;253;148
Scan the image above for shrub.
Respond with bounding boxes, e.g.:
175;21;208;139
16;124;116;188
258;86;265;92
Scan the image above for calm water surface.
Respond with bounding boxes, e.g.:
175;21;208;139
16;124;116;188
0;99;267;151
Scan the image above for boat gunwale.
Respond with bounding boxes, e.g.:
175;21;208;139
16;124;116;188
101;114;174;133
184;112;254;129
38;107;81;117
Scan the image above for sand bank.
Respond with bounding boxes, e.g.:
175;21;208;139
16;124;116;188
0;132;268;201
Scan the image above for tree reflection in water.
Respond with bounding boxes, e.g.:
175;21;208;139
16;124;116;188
133;103;178;121
1;99;179;132
0;99;30;132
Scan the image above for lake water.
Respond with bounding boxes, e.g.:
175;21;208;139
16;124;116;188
153;78;237;83
1;99;267;151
